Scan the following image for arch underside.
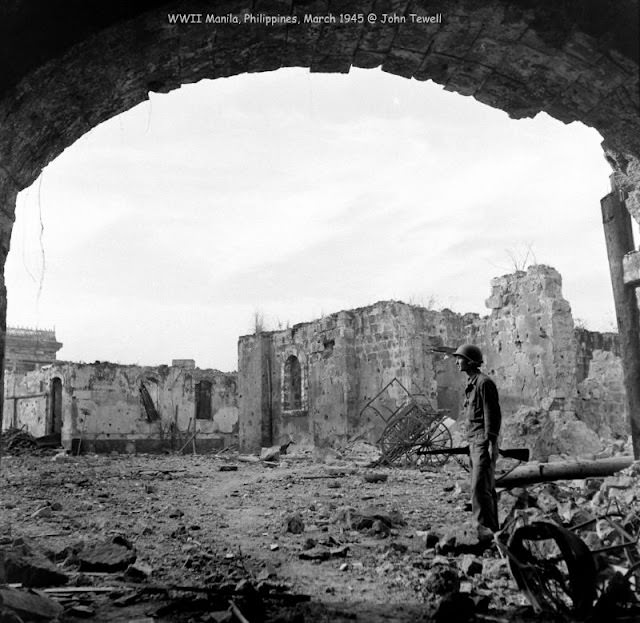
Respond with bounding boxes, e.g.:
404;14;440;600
0;1;637;336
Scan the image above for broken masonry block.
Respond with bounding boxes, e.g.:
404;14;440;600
0;543;69;587
423;564;461;596
0;587;64;620
77;541;136;572
284;514;305;535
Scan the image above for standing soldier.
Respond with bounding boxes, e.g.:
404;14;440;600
453;344;501;541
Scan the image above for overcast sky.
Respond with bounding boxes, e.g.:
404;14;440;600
6;67;615;371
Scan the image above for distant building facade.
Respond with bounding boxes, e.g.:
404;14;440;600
3;360;238;452
4;327;63;373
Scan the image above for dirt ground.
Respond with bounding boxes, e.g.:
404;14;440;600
1;449;539;622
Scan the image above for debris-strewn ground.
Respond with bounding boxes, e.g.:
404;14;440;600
2;446;639;622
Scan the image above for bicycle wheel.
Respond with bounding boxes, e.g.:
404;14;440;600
414;421;453;470
506;521;596;618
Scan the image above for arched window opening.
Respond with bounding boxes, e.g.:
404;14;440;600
195;380;212;420
283;355;302;411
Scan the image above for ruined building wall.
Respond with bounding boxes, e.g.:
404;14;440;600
3;362;238;453
480;266;578;415
574;329;626;438
238;305;467;452
238;265;628;455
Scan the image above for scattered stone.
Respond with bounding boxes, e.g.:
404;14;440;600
333;506;405;536
52;452;76;463
363;472;388;483
260;446;281;462
50;502;62;511
67;604;95;618
219;465;238;472
0;541;69;587
302;538;317;550
453;480;470;496
482;558;510;580
437;522;492;555
0;587;64;620
209;611;233;623
596;519;617;543
168;508;184;518
424;564;460;595
30;506;52;519
78;541;136;572
459;555;482;577
125;561;153;580
534;485;560;513
298;545;348;561
284;513;305;535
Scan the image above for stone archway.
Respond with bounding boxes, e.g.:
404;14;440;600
0;1;638;407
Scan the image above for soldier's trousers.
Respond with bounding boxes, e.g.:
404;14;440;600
468;435;499;532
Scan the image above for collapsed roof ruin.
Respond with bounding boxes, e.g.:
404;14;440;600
2;265;627;459
239;264;624;458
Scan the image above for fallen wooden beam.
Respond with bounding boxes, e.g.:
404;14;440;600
497;456;634;488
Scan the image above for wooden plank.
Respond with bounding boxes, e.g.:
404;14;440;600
601;177;640;459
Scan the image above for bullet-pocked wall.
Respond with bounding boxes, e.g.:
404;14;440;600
3;361;238;453
0;1;637;417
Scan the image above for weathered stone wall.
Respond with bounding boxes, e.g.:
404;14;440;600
480;266;578;415
3;361;238;453
238;303;469;452
238;265;628;456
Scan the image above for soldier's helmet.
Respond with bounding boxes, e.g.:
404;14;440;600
452;344;483;366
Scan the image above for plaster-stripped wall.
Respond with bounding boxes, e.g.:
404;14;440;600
238;265;627;453
3;361;238;453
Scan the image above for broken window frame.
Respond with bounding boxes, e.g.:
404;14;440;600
194;379;213;420
139;380;160;422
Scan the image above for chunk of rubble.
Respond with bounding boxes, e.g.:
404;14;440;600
0;587;63;620
423;564;460;595
363;472;388;484
78;539;136;572
481;558;509;580
459;555;482;577
332;506;405;537
436;522;493;555
0;539;68;587
260;446;281;462
284;513;305;535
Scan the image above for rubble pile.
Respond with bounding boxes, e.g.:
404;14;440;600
4;444;640;621
1;428;38;455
